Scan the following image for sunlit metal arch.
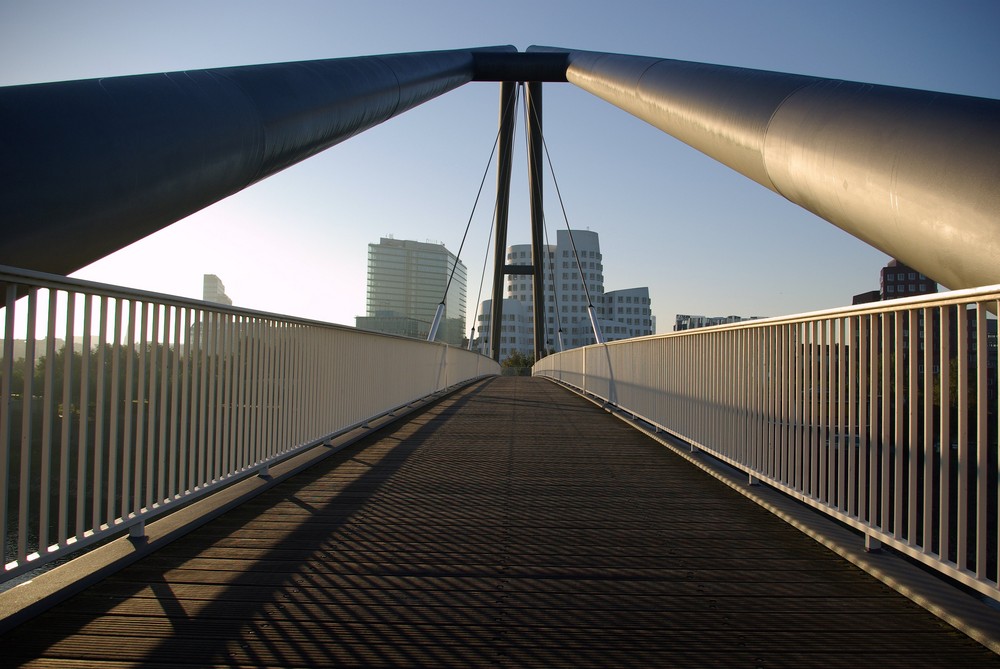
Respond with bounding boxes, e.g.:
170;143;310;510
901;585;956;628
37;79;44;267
530;46;1000;291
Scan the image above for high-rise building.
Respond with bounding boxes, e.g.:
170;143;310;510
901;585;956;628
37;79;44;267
602;288;655;340
474;229;653;358
356;237;467;346
851;258;939;305
879;259;938;300
673;314;762;331
852;258;995;410
203;274;232;305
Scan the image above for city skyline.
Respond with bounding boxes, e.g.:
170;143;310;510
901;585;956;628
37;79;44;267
2;2;998;336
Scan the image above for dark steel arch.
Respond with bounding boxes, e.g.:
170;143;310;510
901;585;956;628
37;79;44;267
0;47;520;276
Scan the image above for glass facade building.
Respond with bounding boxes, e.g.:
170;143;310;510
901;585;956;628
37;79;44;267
358;237;467;346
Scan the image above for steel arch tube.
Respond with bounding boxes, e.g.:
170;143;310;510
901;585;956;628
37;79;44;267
530;46;1000;291
0;46;515;276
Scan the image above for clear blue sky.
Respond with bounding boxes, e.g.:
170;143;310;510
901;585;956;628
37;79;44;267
3;1;999;334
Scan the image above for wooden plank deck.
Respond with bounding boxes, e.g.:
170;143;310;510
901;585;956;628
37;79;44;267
4;376;1000;668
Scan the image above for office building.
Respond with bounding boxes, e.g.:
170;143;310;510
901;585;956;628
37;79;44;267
203;274;232;305
673;314;762;331
356;237;467;346
474;229;653;358
880;259;937;299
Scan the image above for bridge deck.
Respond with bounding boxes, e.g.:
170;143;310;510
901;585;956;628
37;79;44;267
5;376;999;668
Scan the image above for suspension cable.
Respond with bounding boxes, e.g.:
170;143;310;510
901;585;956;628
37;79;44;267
527;96;604;344
469;194;500;351
519;83;565;354
542;211;565;352
431;85;520;343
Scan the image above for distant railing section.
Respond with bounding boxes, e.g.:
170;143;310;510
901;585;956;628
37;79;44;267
535;286;1000;602
0;265;498;582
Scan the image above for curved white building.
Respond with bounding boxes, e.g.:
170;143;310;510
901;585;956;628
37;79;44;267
475;229;653;358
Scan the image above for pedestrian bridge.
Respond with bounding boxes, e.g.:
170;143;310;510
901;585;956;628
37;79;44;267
3;370;1000;667
2;46;1000;664
1;266;999;666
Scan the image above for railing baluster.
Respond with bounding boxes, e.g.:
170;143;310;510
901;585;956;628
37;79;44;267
922;307;934;555
18;290;38;561
58;291;75;545
94;297;109;530
121;299;137;522
144;304;157;511
908;309;919;544
1;286;17;565
179;307;193;497
881;311;892;534
893;310;905;540
838;317;848;512
156;306;170;506
134;301;148;515
995;298;1000;586
857;315;869;523
39;290;58;554
780;325;792;483
957;306;969;570
975;303;988;578
197;310;209;489
236;316;249;472
848;316;858;517
77;296;92;540
940;306;952;563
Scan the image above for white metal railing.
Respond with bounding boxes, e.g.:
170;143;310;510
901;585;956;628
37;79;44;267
0;265;499;582
535;286;1000;602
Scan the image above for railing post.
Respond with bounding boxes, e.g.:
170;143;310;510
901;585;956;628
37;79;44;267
128;520;146;541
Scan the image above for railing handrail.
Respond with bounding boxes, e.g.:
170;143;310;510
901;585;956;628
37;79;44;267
609;283;1000;345
535;284;1000;603
0;264;457;346
1;266;499;583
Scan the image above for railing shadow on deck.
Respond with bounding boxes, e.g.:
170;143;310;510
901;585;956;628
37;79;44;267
6;378;498;667
535;284;1000;608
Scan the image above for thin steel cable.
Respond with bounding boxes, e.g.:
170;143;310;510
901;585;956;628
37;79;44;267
470;194;500;351
519;83;564;353
526;97;596;310
440;84;520;307
469;86;522;352
542;213;564;351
